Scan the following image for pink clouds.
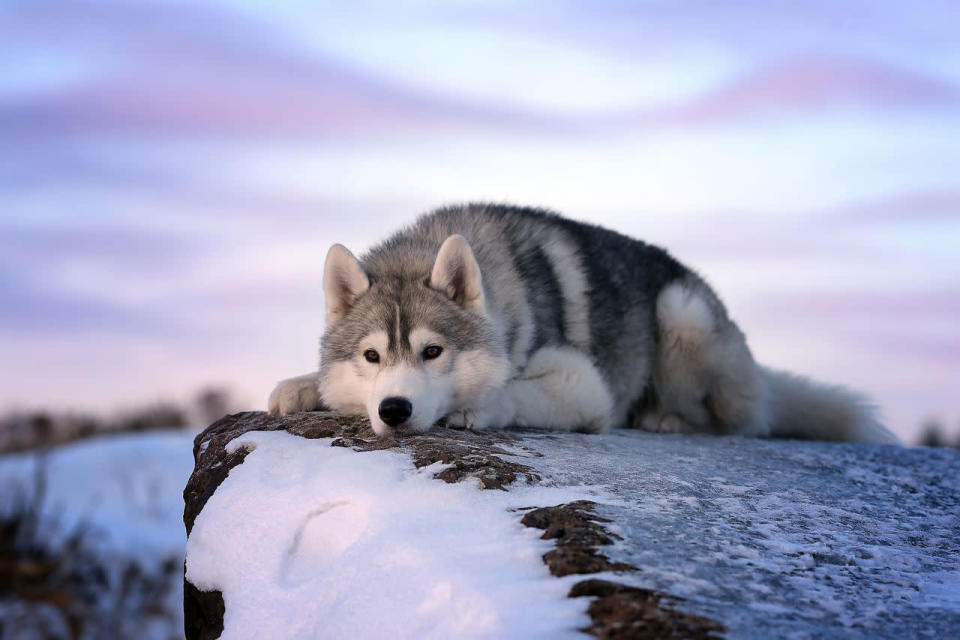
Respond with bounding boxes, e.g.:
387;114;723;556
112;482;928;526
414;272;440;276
824;189;960;223
1;2;560;140
2;60;553;140
760;289;960;318
626;56;960;128
6;2;960;143
708;55;958;107
15;53;957;140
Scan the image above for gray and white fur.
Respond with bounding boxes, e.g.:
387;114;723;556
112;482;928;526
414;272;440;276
269;204;900;444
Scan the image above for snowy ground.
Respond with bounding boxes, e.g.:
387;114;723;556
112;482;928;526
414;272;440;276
186;426;960;640
0;430;197;638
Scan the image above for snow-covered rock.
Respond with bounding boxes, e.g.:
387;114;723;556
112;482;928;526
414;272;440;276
183;412;960;639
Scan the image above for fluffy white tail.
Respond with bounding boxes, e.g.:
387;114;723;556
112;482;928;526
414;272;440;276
760;367;900;445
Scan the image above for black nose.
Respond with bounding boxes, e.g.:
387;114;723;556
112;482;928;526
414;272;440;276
378;397;412;427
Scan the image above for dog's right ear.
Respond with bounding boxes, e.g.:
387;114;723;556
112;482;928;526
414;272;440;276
430;234;485;313
323;244;369;326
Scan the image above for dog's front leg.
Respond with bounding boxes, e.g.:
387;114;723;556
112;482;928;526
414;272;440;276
268;372;322;415
445;387;516;430
502;347;613;433
445;347;613;433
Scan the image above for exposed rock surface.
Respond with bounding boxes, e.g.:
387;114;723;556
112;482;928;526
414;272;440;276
184;411;960;639
569;580;725;640
520;501;636;577
519;501;724;639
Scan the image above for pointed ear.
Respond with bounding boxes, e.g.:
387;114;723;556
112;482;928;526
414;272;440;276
323;244;369;326
429;235;485;313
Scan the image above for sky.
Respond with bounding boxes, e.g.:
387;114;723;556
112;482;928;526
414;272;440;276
1;0;958;442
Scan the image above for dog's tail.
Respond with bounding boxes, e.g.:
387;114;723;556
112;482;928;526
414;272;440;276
759;366;901;444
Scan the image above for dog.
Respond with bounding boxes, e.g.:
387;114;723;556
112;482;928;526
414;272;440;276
268;204;900;444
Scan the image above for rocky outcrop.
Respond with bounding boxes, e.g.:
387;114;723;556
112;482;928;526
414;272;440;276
184;411;960;639
183;412;716;639
569;580;725;640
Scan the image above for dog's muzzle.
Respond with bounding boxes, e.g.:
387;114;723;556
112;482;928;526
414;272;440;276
378;396;412;427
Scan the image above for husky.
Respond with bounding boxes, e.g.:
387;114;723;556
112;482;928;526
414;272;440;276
268;204;899;444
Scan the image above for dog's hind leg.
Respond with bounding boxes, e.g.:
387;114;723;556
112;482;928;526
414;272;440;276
638;279;770;437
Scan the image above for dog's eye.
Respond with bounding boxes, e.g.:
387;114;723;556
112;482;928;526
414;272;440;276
422;345;443;360
363;349;380;363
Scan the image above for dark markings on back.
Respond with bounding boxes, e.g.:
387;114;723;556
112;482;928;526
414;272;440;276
508;238;566;357
454;204;690;369
549;215;688;360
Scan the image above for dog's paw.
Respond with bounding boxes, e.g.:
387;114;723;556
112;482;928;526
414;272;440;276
443;408;494;431
268;374;320;416
636;410;696;434
443;409;475;430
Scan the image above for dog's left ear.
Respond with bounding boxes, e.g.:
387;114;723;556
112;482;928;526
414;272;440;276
430;235;485;313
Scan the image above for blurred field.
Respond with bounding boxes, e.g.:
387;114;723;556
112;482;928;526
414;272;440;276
0;388;231;455
1;430;194;639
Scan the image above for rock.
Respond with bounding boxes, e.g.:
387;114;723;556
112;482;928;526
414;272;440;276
569;579;725;640
520;501;636;576
183;412;960;639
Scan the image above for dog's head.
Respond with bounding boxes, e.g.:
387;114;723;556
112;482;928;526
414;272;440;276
317;235;509;435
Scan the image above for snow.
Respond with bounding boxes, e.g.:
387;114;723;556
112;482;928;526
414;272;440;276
185;430;591;640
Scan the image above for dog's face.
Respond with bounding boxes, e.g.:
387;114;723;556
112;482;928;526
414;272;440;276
317;236;509;435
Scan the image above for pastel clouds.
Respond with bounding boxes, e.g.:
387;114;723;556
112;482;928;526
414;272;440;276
624;56;960;129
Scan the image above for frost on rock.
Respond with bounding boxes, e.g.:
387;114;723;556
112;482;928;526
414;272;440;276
520;430;960;638
183;412;960;640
